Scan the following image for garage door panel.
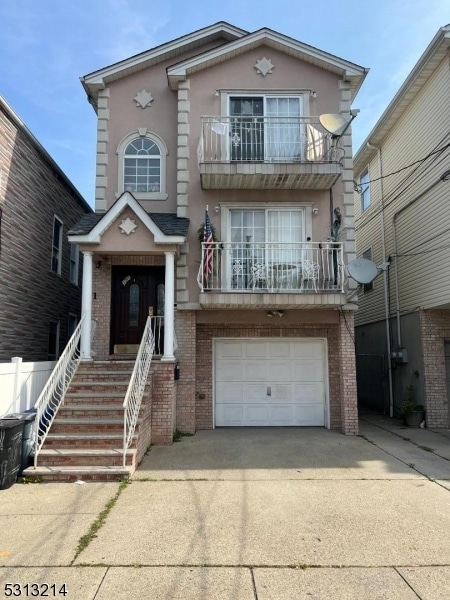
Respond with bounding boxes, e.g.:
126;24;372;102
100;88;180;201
293;382;324;403
216;405;244;426
291;360;324;382
216;383;243;403
293;403;324;426
270;405;294;425
271;384;292;401
217;341;243;359
216;360;242;381
293;340;323;359
244;343;267;359
268;342;291;359
245;361;269;380
269;361;292;381
245;383;271;402
244;405;269;425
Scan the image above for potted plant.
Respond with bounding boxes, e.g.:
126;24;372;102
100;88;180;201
399;384;425;427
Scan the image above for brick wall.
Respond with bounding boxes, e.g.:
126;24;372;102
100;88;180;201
337;311;358;434
0;102;90;361
175;310;196;432
150;361;176;444
195;320;356;433
419;309;450;428
135;375;153;465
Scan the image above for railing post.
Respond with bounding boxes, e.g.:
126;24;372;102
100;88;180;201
80;251;93;361
11;356;22;413
163;251;175;361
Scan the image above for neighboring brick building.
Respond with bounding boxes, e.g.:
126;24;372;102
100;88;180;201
0;95;92;362
69;22;367;440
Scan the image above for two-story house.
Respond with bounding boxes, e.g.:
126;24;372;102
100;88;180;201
0;95;92;362
353;24;450;428
22;22;368;481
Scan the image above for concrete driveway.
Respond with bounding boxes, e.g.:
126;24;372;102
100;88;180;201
1;414;450;599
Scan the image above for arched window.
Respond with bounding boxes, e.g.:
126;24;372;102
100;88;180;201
117;131;168;200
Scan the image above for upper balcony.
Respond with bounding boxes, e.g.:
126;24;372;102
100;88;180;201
198;116;343;190
197;242;346;309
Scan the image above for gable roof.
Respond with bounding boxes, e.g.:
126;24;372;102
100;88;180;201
81;22;367;108
167;27;368;99
68;192;189;244
354;24;450;173
81;22;247;109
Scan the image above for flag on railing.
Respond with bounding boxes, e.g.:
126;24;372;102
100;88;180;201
203;207;214;277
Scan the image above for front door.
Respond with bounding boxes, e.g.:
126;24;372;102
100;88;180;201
111;266;165;354
230;97;264;161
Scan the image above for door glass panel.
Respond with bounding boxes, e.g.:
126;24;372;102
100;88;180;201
128;283;140;327
266;97;302;161
230;97;264;161
157;283;165;317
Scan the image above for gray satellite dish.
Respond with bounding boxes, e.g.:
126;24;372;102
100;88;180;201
319;114;350;137
347;258;378;284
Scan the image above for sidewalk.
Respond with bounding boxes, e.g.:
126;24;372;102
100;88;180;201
1;418;449;599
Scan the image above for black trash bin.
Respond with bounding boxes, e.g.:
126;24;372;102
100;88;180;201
3;410;37;474
0;419;25;490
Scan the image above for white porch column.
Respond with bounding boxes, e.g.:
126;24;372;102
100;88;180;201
162;251;175;361
80;251;93;361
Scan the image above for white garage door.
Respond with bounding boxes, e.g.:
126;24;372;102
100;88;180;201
215;338;327;427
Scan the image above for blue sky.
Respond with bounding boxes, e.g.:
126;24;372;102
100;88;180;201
0;0;448;207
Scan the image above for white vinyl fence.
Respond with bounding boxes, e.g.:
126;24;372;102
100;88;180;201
0;358;56;416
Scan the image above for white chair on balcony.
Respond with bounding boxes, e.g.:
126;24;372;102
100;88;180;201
301;259;320;291
250;262;267;289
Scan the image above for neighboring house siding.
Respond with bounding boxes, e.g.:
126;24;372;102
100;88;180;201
355;55;450;326
0;101;90;361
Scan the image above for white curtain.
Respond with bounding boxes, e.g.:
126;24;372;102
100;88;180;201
266;98;302;161
306;125;325;161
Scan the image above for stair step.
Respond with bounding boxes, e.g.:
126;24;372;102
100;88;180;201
37;448;136;467
21;465;133;482
51;418;129;434
65;391;126;398
59;405;125;418
44;433;137;449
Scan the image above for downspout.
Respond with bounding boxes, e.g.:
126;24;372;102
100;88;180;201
366;141;394;417
392;172;450;348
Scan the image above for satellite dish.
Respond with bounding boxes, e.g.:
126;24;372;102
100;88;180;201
211;122;227;135
319;114;351;137
347;258;378;284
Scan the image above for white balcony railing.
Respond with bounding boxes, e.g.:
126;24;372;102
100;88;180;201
200;116;342;163
198;242;344;293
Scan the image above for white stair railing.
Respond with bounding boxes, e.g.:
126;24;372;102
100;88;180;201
33;314;85;468
123;316;155;467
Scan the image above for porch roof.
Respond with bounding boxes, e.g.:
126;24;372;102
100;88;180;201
69;212;190;237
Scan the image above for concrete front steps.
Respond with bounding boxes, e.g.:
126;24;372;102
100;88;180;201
22;361;150;482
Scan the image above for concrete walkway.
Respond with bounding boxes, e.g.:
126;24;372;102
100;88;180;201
1;416;450;599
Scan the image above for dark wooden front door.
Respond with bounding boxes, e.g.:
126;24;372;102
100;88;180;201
111;266;165;353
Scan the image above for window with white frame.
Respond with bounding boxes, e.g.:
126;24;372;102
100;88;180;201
226;207;309;288
117;131;168;200
69;243;79;285
360;168;371;211
48;321;60;360
229;95;304;162
51;216;63;274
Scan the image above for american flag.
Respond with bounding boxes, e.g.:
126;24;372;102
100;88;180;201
203;208;214;277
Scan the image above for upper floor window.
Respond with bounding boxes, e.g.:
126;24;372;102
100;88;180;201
360;168;371;211
70;243;79;285
51;216;63;275
117;131;168;201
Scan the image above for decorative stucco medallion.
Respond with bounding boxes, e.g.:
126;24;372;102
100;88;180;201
119;218;138;235
254;57;274;77
134;90;154;109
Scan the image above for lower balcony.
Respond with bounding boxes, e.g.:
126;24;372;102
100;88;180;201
197;242;346;309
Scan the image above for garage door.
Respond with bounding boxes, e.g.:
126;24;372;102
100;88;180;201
215;339;327;426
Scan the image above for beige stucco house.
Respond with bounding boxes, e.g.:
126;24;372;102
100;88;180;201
61;22;368;470
353;24;450;427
